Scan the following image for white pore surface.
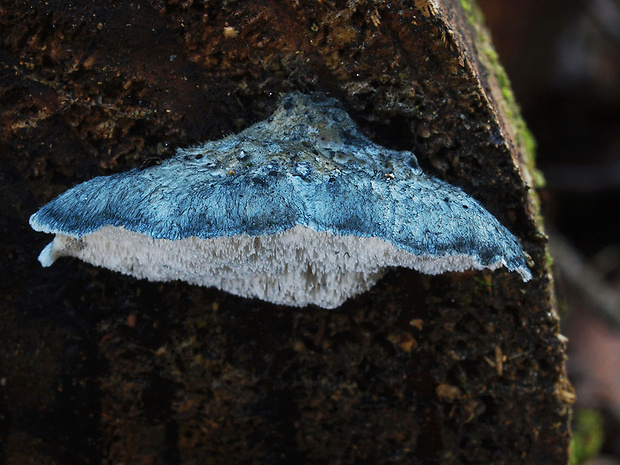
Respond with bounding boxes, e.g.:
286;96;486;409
39;225;499;308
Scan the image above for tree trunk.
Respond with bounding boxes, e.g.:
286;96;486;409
0;0;572;463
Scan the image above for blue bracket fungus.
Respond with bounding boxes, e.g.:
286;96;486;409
30;93;532;308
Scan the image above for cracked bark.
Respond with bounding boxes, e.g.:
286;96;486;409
0;0;572;463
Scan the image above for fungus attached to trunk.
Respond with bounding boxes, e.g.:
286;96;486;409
30;93;531;308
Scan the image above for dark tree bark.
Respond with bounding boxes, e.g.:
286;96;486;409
0;1;572;463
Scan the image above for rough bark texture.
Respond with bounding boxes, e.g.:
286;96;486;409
0;1;572;464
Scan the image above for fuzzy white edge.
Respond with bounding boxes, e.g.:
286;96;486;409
37;225;516;308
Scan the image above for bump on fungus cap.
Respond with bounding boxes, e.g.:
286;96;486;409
30;92;532;309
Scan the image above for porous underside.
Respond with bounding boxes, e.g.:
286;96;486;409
40;225;502;308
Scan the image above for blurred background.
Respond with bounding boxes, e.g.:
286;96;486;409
478;0;620;463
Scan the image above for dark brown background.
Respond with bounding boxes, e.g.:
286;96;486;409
0;1;573;463
480;0;620;462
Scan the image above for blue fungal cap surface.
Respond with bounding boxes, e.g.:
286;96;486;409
30;93;532;308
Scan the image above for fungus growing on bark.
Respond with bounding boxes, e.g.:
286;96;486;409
30;93;532;308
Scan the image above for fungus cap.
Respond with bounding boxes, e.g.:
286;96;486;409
30;93;532;308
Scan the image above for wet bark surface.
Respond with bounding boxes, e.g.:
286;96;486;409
0;1;571;463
